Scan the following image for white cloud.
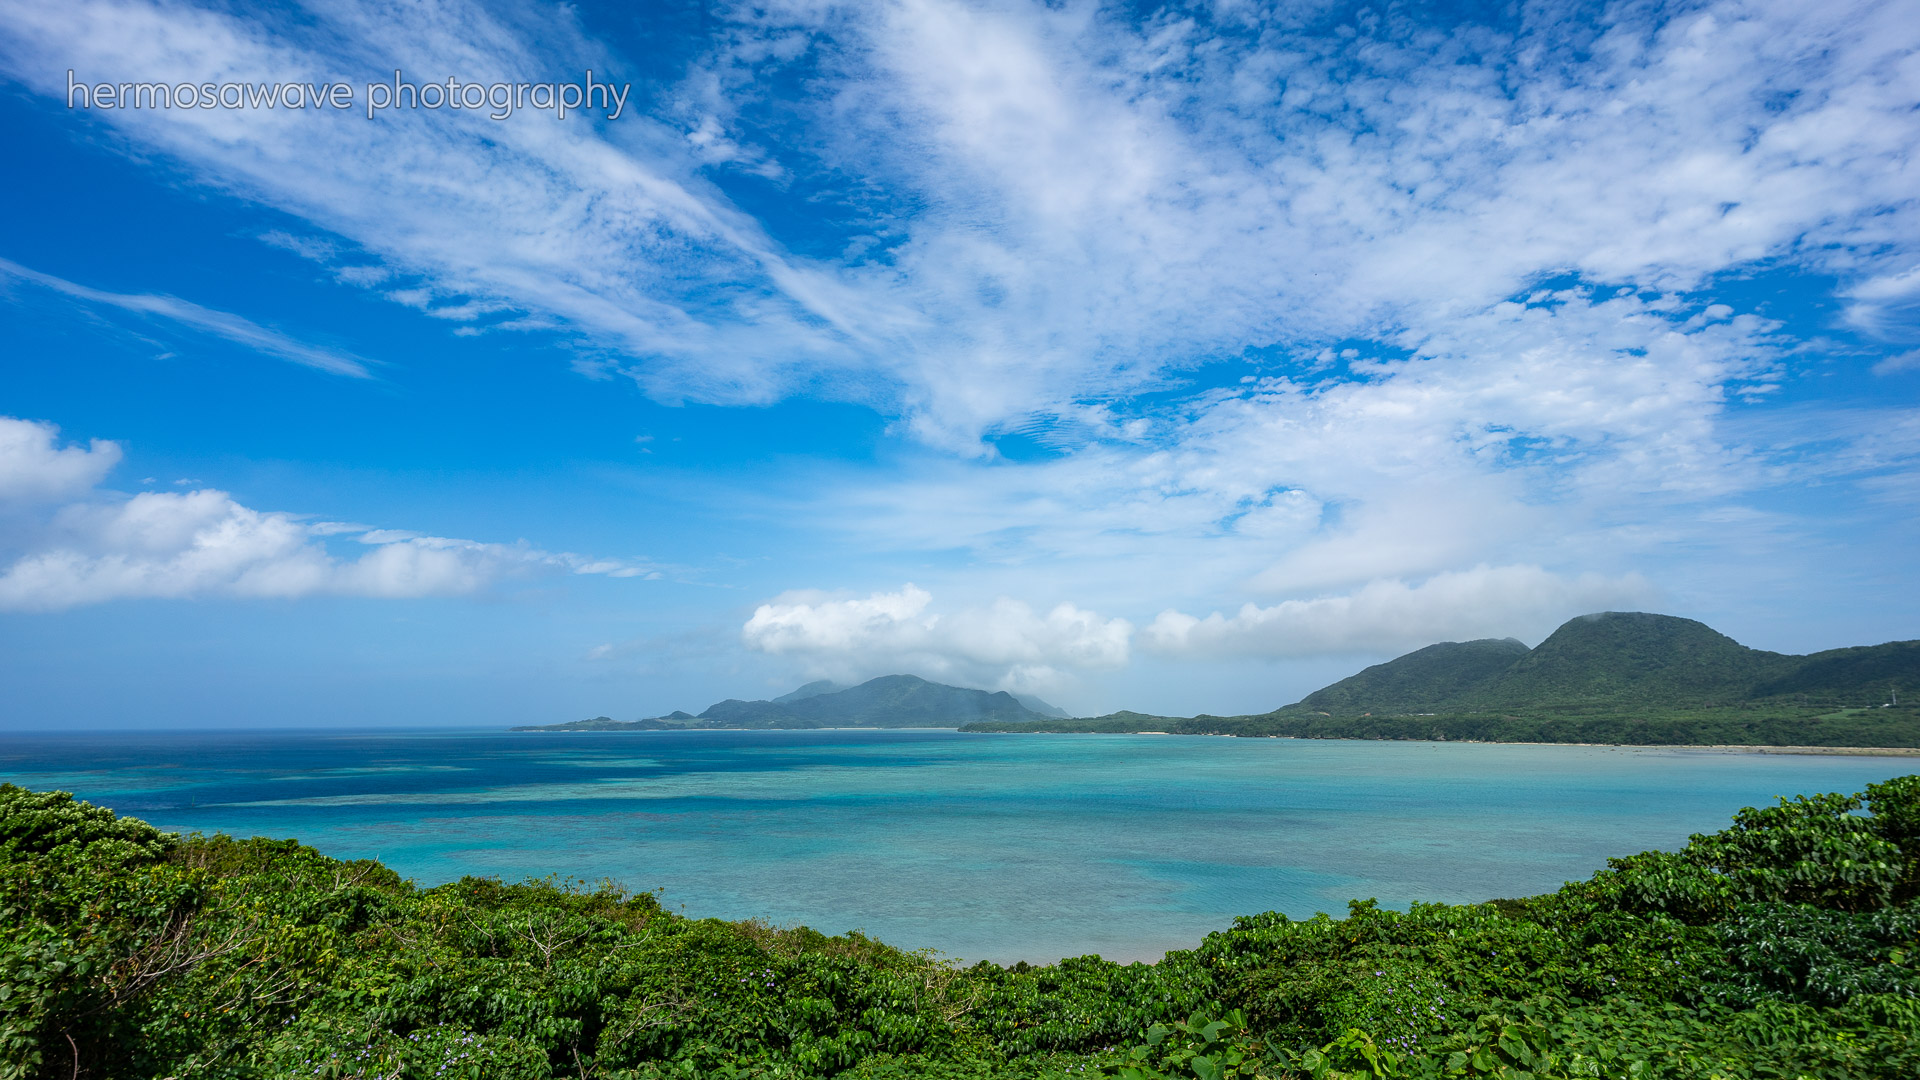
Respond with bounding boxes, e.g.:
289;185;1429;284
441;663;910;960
257;229;339;262
1874;350;1920;376
0;0;884;404
2;0;1914;443
1847;266;1920;342
0;257;371;377
0;418;122;502
1143;565;1658;659
802;287;1797;603
727;0;1919;441
0;1;1914;670
741;583;1131;693
0;416;647;611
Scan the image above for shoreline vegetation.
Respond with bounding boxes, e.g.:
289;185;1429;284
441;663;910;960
983;735;1920;757
6;777;1920;1078
519;612;1919;750
955;706;1920;750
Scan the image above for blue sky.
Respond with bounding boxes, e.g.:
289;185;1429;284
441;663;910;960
1;0;1916;727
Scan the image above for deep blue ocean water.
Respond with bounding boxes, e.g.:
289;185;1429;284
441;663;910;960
1;728;1912;964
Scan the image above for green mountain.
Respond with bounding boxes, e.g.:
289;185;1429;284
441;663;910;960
517;675;1047;731
701;674;1044;728
1295;637;1530;713
1750;641;1920;703
1282;612;1914;714
772;679;844;704
1476;612;1794;709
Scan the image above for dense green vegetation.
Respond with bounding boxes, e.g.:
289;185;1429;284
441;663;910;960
961;704;1920;747
519;676;1052;732
7;776;1920;1079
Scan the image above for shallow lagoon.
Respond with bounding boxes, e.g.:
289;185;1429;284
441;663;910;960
1;728;1911;964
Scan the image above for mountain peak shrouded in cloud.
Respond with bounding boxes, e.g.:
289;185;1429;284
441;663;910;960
0;0;1916;725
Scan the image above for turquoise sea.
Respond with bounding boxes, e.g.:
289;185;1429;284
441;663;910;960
1;728;1912;964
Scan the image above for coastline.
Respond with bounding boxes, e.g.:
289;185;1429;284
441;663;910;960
1427;739;1920;756
515;724;1920;756
1643;743;1920;756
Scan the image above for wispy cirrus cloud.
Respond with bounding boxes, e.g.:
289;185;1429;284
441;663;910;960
0;0;891;404
0;257;372;377
3;0;1914;437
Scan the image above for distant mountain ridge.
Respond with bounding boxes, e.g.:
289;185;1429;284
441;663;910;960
516;674;1056;731
1285;612;1913;715
958;612;1918;747
518;613;1916;739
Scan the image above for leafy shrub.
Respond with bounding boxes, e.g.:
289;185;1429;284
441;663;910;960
0;784;170;863
4;776;1920;1079
1712;901;1920;1006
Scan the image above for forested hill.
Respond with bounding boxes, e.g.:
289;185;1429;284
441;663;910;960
518;674;1050;731
1289;612;1915;714
961;613;1920;746
1292;637;1531;713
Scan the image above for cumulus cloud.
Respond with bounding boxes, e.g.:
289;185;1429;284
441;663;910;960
741;583;1131;693
1143;565;1659;659
0;418;122;502
0;416;649;611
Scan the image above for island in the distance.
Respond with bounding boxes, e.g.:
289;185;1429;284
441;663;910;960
512;672;1066;731
517;611;1919;748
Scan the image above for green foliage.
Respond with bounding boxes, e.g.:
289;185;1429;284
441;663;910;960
965;706;1920;749
1867;775;1920;902
1714;901;1920;1006
6;778;1920;1078
1103;1010;1281;1080
1578;791;1906;923
0;783;171;862
1751;642;1920;705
